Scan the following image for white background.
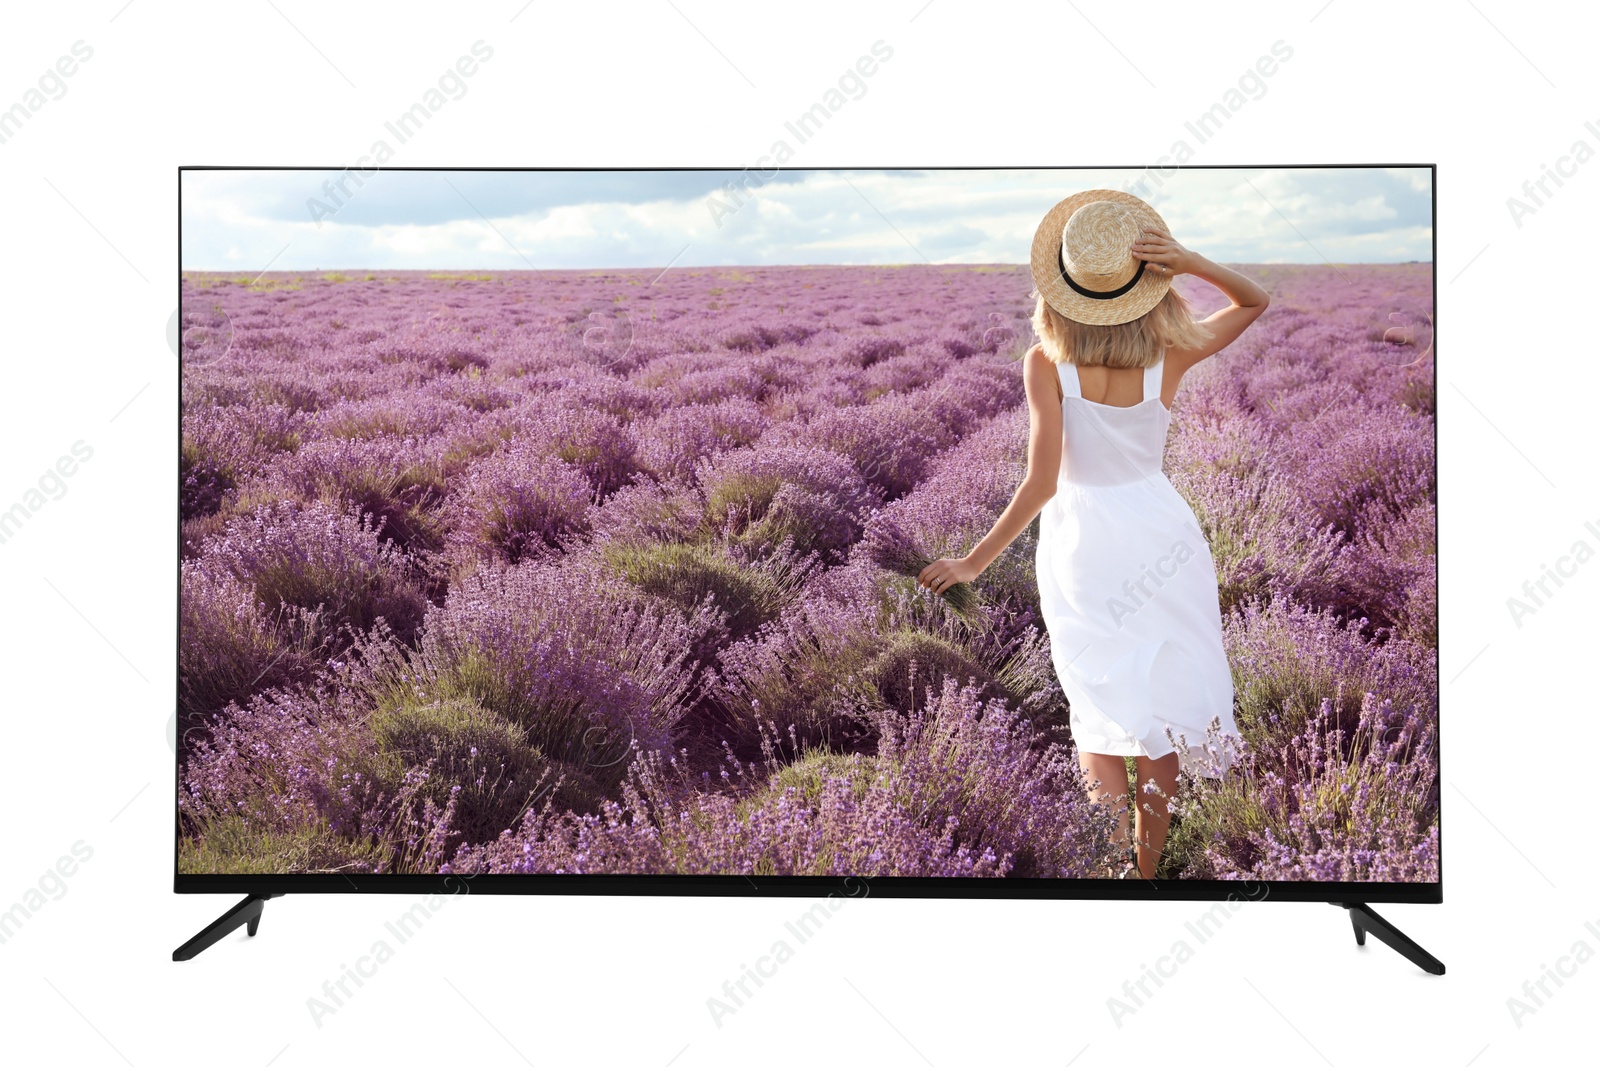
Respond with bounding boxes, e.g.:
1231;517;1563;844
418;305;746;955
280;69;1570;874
1;2;1593;1064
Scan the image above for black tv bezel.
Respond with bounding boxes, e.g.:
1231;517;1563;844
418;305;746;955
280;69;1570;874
175;163;1441;907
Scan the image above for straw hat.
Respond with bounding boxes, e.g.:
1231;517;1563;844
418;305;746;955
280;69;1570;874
1030;189;1173;326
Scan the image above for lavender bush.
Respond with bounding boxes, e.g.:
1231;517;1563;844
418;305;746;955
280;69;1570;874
1163;690;1438;881
188;498;428;650
353;554;721;793
447;443;594;568
447;677;1122;877
693;443;881;564
178;674;457;874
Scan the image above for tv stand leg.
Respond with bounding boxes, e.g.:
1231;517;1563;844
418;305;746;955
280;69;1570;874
173;894;282;962
1334;902;1445;975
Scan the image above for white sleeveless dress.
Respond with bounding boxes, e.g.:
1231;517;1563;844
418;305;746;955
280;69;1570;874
1034;352;1239;778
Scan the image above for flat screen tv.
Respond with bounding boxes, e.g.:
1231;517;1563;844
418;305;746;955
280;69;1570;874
175;164;1441;972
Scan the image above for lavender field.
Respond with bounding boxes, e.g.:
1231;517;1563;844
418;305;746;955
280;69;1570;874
177;262;1437;881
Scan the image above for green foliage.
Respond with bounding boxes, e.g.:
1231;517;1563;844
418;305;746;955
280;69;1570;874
178;815;385;875
603;539;801;645
360;696;558;843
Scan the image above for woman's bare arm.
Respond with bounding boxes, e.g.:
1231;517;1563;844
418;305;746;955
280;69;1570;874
917;343;1062;592
1132;227;1270;372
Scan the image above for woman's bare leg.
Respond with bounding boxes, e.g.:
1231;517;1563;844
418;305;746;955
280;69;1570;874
1078;752;1133;874
1131;752;1180;879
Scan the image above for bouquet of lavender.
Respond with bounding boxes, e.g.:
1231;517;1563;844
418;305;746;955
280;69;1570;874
862;512;979;617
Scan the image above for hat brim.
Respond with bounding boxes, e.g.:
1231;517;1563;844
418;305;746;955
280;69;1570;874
1030;188;1172;326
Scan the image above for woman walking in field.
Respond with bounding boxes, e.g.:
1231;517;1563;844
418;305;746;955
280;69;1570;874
918;189;1269;879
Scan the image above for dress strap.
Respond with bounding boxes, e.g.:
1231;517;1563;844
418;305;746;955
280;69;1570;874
1056;359;1081;399
1143;352;1165;407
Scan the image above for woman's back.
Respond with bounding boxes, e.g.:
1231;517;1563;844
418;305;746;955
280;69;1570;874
1054;352;1173;489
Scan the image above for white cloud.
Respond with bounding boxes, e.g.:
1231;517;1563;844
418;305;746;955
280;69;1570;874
180;167;1433;269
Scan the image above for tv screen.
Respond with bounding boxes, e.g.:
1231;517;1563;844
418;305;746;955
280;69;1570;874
177;166;1437;902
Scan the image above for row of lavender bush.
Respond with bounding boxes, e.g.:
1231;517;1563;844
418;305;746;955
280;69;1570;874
177;263;1436;880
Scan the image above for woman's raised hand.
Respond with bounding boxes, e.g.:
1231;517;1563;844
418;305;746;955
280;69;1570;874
1131;227;1198;278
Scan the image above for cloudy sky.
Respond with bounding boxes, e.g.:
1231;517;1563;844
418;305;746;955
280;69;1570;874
180;167;1432;272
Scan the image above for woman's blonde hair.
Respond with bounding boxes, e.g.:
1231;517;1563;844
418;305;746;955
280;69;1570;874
1030;287;1213;369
